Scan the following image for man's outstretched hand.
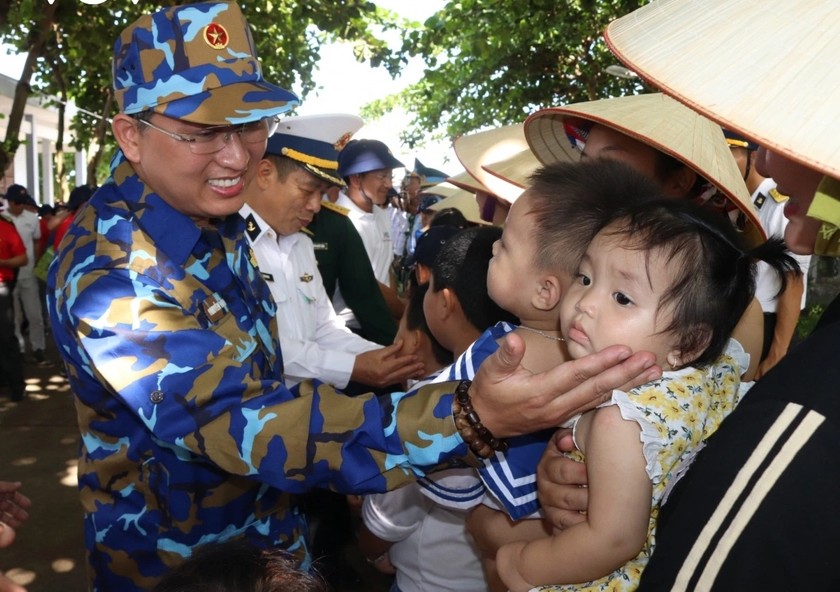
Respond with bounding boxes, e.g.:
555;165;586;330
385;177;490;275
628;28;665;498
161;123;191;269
469;332;661;438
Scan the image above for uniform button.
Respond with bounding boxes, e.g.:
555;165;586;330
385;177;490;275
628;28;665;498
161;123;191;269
150;390;164;403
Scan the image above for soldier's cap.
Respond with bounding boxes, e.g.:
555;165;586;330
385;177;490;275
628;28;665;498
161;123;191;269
267;114;364;187
3;184;35;206
418;193;443;213
406;225;461;268
113;2;299;126
723;129;759;152
338;139;405;178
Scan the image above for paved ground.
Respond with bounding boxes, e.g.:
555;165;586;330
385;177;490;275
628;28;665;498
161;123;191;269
0;339;392;592
0;344;87;591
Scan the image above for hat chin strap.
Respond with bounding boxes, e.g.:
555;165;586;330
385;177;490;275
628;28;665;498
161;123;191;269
354;175;376;211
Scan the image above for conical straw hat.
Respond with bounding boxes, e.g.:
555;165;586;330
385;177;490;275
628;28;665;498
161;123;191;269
605;0;840;180
446;170;486;195
453;124;531;204
482;148;544;190
524;93;763;241
424;181;489;226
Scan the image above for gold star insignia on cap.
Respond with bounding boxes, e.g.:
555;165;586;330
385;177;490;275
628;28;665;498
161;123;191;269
203;23;229;50
334;132;353;152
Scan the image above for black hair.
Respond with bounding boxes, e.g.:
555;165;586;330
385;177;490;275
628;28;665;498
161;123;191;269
653;151;707;197
429;207;469;229
152;540;327;592
525;159;666;274
598;199;801;368
265;153;318;184
403;278;452;366
431;226;518;331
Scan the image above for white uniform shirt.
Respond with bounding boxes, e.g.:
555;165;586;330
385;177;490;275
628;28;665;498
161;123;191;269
389;205;408;257
10;209;40;279
335;191;394;285
241;205;380;388
362;477;487;592
752;179;811;312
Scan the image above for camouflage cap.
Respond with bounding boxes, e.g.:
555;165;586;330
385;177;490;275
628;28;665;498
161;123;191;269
113;2;299;125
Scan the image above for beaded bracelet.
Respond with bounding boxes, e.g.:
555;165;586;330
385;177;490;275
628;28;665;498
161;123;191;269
452;379;508;459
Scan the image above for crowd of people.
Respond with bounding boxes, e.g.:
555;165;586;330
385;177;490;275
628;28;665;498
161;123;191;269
1;0;836;591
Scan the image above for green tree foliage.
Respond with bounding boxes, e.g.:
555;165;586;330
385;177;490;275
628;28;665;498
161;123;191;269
364;0;649;148
0;0;393;194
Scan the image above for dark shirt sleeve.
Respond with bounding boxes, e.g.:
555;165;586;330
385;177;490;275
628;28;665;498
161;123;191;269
310;211;397;346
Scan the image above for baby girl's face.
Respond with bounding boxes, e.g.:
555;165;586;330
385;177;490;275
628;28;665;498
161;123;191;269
560;226;680;367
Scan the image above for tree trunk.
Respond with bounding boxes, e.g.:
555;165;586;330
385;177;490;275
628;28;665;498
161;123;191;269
87;88;113;185
0;1;59;176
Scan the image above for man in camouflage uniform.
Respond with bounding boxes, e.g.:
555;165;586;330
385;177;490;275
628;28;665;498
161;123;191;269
46;3;657;590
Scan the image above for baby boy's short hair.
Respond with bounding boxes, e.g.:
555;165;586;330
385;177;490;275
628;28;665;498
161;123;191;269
431;226;518;332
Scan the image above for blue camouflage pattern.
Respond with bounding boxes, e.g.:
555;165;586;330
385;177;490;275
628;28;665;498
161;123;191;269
418;321;555;519
46;149;467;591
114;2;298;125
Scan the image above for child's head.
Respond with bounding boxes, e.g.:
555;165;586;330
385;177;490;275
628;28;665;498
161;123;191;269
426;226;518;346
561;199;800;369
153;540;327;592
487;159;664;320
396;279;452;371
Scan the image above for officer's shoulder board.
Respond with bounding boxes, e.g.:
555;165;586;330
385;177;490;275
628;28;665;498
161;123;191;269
753;187;789;210
300;226;314;237
320;200;350;217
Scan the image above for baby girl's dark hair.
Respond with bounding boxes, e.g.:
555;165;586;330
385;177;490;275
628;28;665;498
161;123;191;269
598;199;801;368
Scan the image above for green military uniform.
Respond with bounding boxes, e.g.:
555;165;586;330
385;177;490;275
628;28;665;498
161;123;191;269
308;200;397;346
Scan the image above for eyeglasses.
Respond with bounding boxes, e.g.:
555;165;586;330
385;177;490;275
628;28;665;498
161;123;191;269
366;171;394;182
135;116;279;155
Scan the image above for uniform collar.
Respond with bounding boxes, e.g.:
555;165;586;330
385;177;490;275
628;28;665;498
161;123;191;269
240;203;304;248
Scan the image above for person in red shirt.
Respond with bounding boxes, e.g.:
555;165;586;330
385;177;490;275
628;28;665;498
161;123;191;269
52;185;96;251
0;214;27;401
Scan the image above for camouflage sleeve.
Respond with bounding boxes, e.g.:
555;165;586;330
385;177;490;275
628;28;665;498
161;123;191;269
65;267;467;494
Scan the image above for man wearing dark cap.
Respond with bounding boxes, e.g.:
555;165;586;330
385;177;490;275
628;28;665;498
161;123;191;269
334;139;406;322
44;3;657;590
4;184;47;364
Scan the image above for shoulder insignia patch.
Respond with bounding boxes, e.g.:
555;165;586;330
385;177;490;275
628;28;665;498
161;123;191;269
768;188;789;203
320;200;350;216
244;213;262;241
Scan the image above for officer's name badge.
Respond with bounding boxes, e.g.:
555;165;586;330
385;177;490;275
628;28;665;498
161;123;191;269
299;273;313;283
202;294;227;323
312;242;327;251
